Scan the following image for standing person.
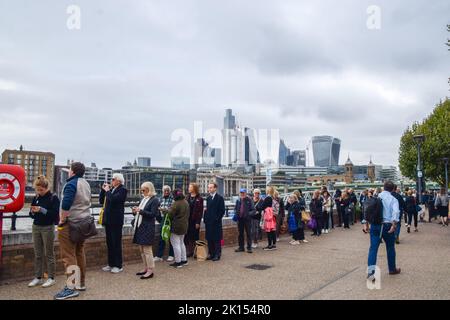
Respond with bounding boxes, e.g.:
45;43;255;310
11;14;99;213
365;181;401;282
349;189;358;224
54;162;92;300
340;192;351;229
309;190;324;236
274;190;285;242
334;189;343;227
286;194;308;244
28;176;60;289
154;186;174;262
391;185;406;244
132;182;160;280
360;190;368;224
405;190;419;233
256;186;277;251
99;173;128;274
435;188;449;227
322;191;332;234
204;183;225;261
167;189;190;268
185;183;203;257
234;189;255;253
251;189;263;249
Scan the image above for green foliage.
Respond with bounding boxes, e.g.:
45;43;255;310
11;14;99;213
399;99;450;187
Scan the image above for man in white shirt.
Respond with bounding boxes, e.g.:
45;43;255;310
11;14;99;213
366;181;401;281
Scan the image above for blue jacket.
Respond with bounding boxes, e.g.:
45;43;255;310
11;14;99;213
61;176;79;211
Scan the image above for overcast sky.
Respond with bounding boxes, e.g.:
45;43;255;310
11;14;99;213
0;0;448;169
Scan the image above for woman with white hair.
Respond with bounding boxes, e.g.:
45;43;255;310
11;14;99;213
132;182;160;279
99;173;128;274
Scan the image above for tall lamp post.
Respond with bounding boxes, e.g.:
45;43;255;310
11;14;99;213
442;157;449;194
413;135;425;204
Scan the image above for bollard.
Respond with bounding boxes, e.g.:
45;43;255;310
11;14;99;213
11;212;17;231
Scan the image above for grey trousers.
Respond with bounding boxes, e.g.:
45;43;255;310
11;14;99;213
32;224;56;279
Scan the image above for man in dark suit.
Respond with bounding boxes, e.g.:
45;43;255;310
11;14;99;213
204;183;225;261
99;173;128;273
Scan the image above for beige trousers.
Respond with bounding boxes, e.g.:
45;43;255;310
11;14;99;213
139;245;155;270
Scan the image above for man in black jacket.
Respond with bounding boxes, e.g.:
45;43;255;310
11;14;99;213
391;185;406;244
99;173;128;273
204;183;225;261
234;189;255;254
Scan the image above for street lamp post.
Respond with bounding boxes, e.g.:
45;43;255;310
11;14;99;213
442;158;449;194
413;135;425;204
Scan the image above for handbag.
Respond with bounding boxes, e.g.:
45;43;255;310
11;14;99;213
69;216;98;243
161;213;171;242
193;240;208;261
307;217;317;230
98;196;106;226
301;210;311;223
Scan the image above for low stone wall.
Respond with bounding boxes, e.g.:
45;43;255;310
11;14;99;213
0;219;240;284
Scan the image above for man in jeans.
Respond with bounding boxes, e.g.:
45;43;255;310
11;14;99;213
365;181;401;282
54;162;92;300
234;189;255;254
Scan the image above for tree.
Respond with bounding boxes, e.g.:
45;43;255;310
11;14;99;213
399;99;450;187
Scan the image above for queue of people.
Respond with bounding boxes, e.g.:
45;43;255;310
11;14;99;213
24;161;449;300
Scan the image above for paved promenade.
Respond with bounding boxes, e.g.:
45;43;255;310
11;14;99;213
0;219;449;300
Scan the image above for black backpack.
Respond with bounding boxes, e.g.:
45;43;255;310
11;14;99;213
364;197;383;224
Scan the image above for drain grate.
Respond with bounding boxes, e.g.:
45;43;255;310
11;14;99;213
245;264;272;270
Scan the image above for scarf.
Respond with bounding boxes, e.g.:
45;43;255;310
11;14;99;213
134;196;151;233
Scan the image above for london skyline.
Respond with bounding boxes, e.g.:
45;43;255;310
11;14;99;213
1;1;448;169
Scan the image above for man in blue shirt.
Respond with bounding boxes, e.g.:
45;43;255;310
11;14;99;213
365;181;401;281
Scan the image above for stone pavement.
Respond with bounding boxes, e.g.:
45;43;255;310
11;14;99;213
0;219;449;300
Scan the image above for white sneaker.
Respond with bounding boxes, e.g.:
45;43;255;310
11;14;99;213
75;285;86;291
291;241;300;245
110;267;123;274
321;229;325;234
289;240;295;244
325;229;329;234
166;256;175;262
41;278;56;288
302;240;309;243
102;266;112;272
28;278;43;287
153;256;163;262
252;243;258;249
277;238;280;242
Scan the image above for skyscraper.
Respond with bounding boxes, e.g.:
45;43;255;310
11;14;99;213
244;127;260;166
222;109;245;167
312;136;341;167
137;157;152;167
278;139;290;166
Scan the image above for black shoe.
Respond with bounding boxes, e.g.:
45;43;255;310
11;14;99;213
263;246;272;251
407;226;410;233
136;271;147;276
212;257;220;262
181;260;189;266
235;248;245;252
247;249;253;253
271;245;277;250
170;262;183;268
206;256;213;261
140;273;154;279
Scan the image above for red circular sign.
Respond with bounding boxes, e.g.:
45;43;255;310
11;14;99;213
0;179;14;200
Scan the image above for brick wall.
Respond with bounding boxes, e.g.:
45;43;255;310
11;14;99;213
0;223;240;284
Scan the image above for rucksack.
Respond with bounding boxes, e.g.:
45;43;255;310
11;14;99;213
364;197;383;224
272;198;280;216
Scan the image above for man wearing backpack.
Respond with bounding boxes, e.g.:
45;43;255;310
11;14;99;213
234;189;256;254
364;181;401;282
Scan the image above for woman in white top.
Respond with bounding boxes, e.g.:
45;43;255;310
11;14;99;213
322;191;332;234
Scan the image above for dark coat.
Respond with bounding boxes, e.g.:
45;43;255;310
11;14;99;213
285;201;303;227
391;191;406;217
256;196;272;212
310;198;323;217
132;196;160;246
168;199;190;235
99;185;128;226
204;193;225;241
235;196;256;220
29;191;60;226
187;194;204;225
